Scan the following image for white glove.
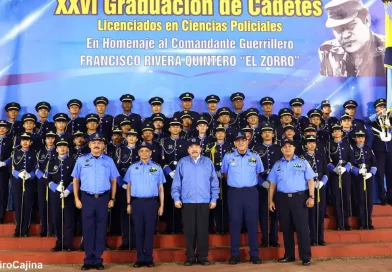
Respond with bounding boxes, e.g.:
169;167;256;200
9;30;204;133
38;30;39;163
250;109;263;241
333;167;340;174
122;184;127;190
314;181;319;189
216;171;222;178
24;172;31;180
365;173;373;179
56;183;63;193
318;181;324;189
261;181;269;189
0;161;6;167
339;166;346;175
386;117;391;127
18;172;25;179
60;189;70;198
169;170;175;179
359;167;366;175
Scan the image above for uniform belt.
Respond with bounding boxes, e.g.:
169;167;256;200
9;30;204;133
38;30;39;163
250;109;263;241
278;191;306;197
132;197;158;201
84;191;109;198
228;185;256;191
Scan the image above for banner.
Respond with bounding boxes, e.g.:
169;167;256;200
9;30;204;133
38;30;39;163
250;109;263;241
0;0;387;119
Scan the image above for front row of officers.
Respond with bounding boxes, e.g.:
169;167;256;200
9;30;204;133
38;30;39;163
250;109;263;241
0;110;377;268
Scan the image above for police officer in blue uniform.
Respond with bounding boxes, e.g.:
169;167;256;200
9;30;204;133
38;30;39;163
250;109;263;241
229;92;247;131
114;94;142;132
221;132;263;265
140;123;161;163
320;100;338;132
173;93;200;124
368;98;392;204
252;122;281;248
259;97;280;127
351;129;377;229
172;138;219;266
125;142;165;268
343;100;366;131
201;95;220;134
5;102;23;138
72;133;119;270
205;124;233;234
0;120;13;224
115;129;138;250
93;96;114;140
45;137;76;251
327;124;354;230
35;102;55;136
8;132;38;237
161;117;189;234
66;99;85;135
35;130;57;237
14;113;43;152
290;98;309;132
268;138;315;266
216;107;238;144
302;135;328;246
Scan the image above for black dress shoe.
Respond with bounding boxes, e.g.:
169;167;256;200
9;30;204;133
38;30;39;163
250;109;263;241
368;225;375;230
94;263;104;270
117;245;129;251
198;259;211;265
319;240;327;246
250;256;262;264
345;226;352;231
260;243;268;248
63;247;74;252
336;227;343;231
302;260;311;266
270;242;280;248
38;233;46;237
215;231;222;235
104;245;112;251
311;242;317;246
13;233;20;237
278;257;295;263
51;246;62;252
81;264;93;270
145;262;155;267
228;256;240;265
175;231;183;234
184;259;196;266
358;226;365;230
21;234;29;237
133;262;145;268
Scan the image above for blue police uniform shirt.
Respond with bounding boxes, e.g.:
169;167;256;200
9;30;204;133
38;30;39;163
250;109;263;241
71;153;119;194
171;155;219;203
221;149;264;188
124;160;166;198
268;155;315;193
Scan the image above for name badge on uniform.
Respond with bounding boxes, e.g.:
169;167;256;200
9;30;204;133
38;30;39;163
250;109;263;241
294;163;302;168
230;158;237;166
173;161;177;165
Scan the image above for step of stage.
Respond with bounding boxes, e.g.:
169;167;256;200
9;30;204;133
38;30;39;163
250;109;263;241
0;242;391;264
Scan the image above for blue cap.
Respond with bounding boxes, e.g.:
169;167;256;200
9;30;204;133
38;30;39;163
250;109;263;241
281;138;295;147
139;141;152;150
89;133;104;142
235;132;246;140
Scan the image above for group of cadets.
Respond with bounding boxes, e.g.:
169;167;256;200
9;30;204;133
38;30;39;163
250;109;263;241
0;92;389;252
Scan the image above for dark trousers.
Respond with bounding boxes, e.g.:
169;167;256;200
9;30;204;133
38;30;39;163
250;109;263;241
308;186;326;243
330;172;351;228
108;185;121;235
258;187;278;245
81;191;109;265
164;179;182;233
119;187;135;248
0;171;9;221
277;192;311;261
228;186;259;257
50;190;75;247
213;177;229;233
374;151;392;201
353;175;373;227
37;177;49;235
132;198;158;262
12;177;36;235
182;203;210;260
